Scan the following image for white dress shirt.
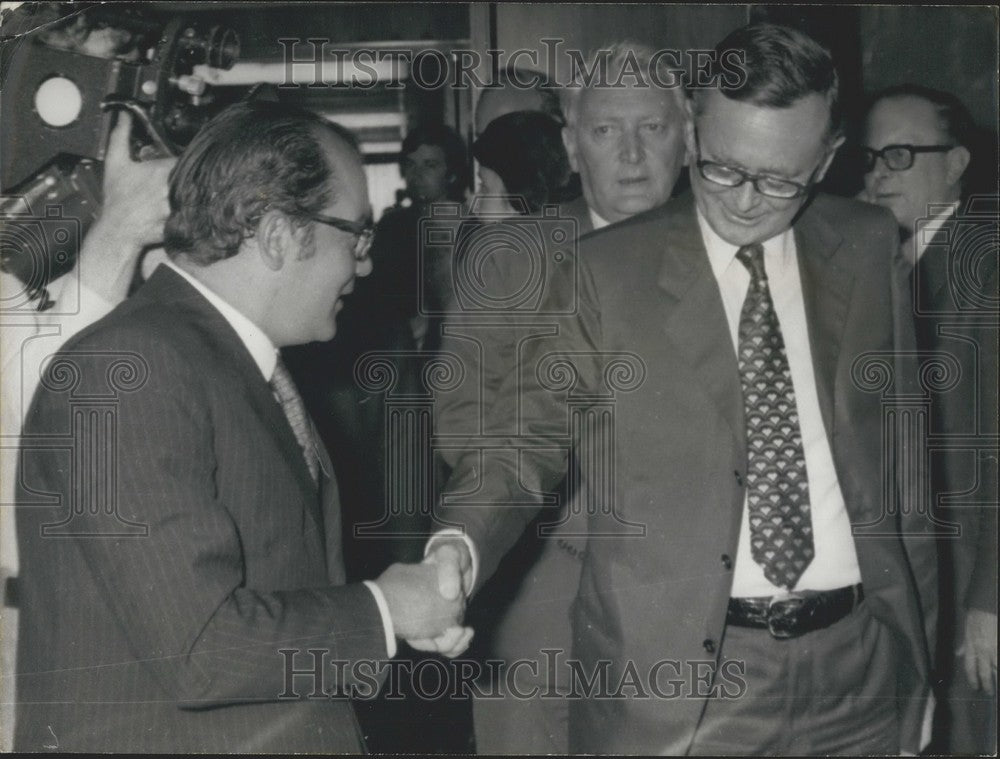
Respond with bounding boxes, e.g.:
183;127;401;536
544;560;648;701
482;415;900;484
696;211;862;597
911;201;959;264
588;207;611;231
165;262;397;656
1;269;120;752
1;271;117;575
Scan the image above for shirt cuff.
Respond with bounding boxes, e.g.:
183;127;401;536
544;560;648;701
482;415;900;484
424;529;479;592
919;690;935;751
362;579;397;659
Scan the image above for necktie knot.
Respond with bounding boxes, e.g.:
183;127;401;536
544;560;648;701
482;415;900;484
736;243;767;283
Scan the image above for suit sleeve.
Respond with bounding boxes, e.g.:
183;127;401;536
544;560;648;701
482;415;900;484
24;329;389;710
435;244;605;592
889;243;939;656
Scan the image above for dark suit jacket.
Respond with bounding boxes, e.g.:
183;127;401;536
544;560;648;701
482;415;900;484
437;192;935;753
912;215;998;625
15;266;387;753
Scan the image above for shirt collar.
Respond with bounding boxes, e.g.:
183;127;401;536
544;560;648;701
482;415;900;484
589;207;611;231
696;207;794;279
913;201;959;262
165;260;278;381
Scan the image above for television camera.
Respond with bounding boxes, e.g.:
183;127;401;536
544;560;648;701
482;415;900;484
0;6;239;304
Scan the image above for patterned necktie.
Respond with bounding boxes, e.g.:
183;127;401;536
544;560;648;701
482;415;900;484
269;357;319;484
736;243;814;590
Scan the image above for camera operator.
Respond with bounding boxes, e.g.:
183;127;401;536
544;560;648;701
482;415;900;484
0;111;175;750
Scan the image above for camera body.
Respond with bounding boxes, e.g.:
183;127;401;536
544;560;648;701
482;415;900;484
0;12;238;294
418;201;579;315
1;16;239;190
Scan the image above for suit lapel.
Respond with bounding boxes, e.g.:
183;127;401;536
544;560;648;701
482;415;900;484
143;267;326;534
656;195;745;450
793;203;854;447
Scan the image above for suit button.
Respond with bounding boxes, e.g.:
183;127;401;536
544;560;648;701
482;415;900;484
734;470;744;486
703;638;716;654
721;554;733;570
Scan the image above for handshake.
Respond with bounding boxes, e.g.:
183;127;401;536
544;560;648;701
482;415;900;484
374;539;476;658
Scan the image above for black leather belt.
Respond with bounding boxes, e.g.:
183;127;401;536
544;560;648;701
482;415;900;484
726;584;864;639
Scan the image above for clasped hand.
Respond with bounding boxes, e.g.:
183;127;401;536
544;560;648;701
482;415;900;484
374;540;475;658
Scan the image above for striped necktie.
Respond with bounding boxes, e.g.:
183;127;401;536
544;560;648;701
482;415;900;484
269;357;319;484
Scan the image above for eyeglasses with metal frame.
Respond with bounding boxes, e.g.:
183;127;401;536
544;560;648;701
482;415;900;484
693;127;824;200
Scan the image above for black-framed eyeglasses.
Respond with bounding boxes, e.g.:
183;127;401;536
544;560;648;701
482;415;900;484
861;144;954;173
301;212;374;261
693;127;821;200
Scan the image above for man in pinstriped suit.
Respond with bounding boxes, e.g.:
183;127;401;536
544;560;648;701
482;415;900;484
14;101;470;753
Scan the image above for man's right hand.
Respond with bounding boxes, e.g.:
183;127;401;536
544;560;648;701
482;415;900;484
403;539;475;656
77;110;176;302
374;562;468;642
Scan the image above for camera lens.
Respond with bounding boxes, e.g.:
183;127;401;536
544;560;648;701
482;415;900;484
34;77;83;128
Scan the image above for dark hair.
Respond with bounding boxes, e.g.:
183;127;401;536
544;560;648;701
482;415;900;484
867;84;975;150
164;101;354;265
695;22;841;139
401;123;468;201
492;66;564;124
473;110;570;214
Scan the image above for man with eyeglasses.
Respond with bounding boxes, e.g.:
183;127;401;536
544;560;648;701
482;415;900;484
424;22;934;754
862;85;997;755
14;101;472;753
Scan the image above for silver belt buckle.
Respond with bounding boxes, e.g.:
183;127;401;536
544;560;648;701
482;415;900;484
767;590;805;639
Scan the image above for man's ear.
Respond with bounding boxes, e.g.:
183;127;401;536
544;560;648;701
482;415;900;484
255;210;293;272
946;145;971;186
562;126;580;174
682;97;698;165
814;133;846;184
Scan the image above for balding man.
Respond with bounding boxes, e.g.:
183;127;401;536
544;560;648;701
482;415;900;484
437;41;688;755
15;101;470;753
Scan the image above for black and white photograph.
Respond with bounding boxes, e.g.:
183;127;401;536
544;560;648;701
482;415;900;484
0;2;996;754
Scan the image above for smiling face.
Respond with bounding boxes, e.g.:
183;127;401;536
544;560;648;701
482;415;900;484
275;130;373;345
564;84;686;223
862;95;965;235
686;89;841;247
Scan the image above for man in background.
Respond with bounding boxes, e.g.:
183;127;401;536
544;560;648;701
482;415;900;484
15;101;470;753
456;42;688;754
862;84;997;755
